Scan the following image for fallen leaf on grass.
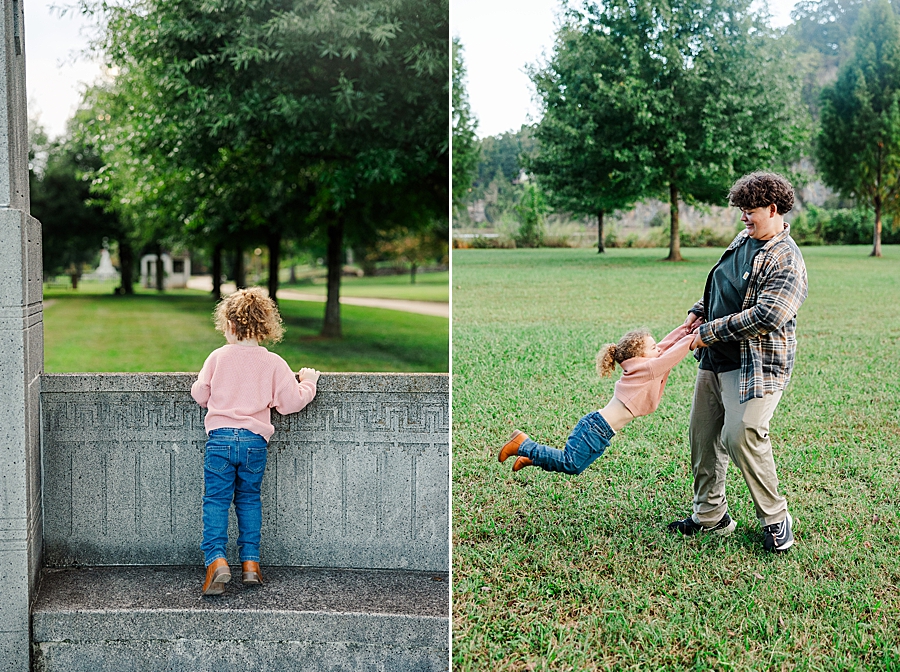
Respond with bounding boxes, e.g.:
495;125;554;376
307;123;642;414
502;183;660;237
864;541;872;549
873;514;880;525
727;630;736;637
480;586;491;592
754;572;764;580
779;616;785;629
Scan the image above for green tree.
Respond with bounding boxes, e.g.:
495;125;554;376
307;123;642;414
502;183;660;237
476;127;535;187
30;116;130;287
452;37;479;211
80;0;448;336
515;182;547;248
528;25;645;253
786;0;873;123
791;0;865;60
552;0;808;261
818;0;900;257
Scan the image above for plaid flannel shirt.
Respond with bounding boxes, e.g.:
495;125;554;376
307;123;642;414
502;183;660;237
690;224;808;403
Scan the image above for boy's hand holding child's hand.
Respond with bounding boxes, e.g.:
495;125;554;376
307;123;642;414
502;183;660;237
298;367;320;384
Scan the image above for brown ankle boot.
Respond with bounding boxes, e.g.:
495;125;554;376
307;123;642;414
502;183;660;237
512;456;533;472
242;561;263;585
202;559;231;595
498;430;528;463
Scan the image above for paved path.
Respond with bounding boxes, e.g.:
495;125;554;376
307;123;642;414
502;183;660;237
186;277;449;318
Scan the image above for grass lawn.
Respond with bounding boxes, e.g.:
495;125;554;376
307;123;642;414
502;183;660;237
43;284;448;372
452;245;900;670
282;270;449;302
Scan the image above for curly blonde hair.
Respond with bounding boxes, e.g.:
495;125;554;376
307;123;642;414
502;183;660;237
596;329;652;377
214;287;284;344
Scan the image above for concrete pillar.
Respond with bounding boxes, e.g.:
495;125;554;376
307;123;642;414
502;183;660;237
0;0;43;670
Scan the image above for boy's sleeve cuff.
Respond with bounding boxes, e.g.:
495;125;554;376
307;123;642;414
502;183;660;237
698;322;718;344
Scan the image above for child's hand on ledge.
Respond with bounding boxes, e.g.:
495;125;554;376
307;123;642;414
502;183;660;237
298;368;320;384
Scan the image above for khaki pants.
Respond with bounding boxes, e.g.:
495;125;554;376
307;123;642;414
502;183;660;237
689;369;787;527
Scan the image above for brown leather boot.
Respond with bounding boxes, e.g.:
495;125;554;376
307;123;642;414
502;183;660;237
498;430;528;463
512;456;533;472
242;561;263;585
202;559;231;595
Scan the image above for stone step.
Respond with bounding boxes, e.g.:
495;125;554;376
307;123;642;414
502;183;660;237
32;566;449;672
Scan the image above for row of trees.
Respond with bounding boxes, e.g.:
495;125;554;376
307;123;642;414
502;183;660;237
34;0;448;336
454;0;899;258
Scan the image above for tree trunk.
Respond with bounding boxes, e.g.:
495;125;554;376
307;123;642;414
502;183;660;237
666;183;683;262
155;244;165;291
597;210;605;254
234;247;246;289
211;243;222;300
322;217;344;338
267;231;281;304
119;239;134;294
872;195;883;257
410;262;417;284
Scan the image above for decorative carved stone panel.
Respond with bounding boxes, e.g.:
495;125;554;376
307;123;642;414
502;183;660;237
41;373;449;571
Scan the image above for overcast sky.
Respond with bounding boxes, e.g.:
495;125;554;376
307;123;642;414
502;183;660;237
23;0;801;141
453;0;802;138
24;0;106;140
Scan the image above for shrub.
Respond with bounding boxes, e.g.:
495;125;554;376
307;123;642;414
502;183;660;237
788;206;825;245
515;184;547;248
789;205;900;245
453;234;514;249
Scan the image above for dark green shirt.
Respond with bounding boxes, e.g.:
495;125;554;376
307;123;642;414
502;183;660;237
699;237;767;372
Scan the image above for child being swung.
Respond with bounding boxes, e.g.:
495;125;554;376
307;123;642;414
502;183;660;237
191;288;319;595
499;323;697;474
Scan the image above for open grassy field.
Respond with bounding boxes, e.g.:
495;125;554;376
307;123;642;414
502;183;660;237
452;246;900;670
282;270;449;302
43;285;448;372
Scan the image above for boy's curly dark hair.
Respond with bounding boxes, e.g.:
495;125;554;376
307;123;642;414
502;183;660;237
728;172;794;215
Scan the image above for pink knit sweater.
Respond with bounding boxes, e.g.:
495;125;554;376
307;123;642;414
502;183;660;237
191;344;317;442
613;325;694;418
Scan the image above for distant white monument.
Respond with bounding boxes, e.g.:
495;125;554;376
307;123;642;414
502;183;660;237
83;239;120;281
95;249;117;278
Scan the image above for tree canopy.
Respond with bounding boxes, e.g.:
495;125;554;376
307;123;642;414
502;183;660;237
817;0;900;257
526;0;809;260
527;23;646;252
452;37;479;210
77;0;448;334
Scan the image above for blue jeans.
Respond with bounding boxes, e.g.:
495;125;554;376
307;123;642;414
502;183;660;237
517;411;615;475
201;428;268;566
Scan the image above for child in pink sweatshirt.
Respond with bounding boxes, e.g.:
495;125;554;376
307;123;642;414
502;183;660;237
498;324;696;474
191;287;318;595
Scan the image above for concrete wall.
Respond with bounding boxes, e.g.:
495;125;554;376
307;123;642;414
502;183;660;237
0;208;43;671
41;373;449;572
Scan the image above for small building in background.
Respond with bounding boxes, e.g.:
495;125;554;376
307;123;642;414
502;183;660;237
140;253;191;289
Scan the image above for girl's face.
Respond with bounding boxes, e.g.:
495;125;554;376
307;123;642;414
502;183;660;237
642;335;661;358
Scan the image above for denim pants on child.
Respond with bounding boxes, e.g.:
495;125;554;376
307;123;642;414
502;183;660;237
517;410;616;475
201;427;268;566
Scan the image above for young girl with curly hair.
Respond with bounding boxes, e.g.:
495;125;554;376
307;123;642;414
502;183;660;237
191;287;320;595
498;323;697;475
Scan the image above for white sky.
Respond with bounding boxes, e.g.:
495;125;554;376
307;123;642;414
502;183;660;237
24;1;107;140
453;0;802;138
23;0;801;141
